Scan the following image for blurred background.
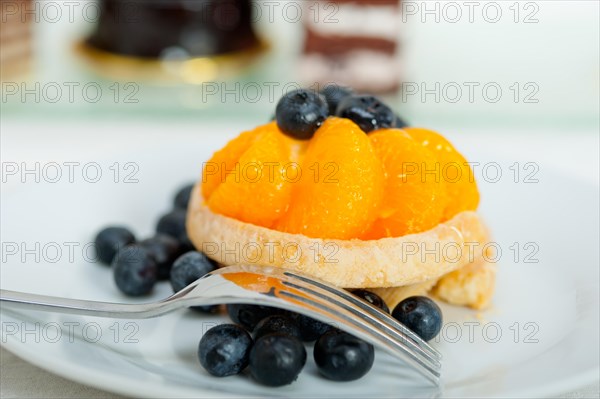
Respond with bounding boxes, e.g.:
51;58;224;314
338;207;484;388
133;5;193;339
1;0;598;129
1;3;598;397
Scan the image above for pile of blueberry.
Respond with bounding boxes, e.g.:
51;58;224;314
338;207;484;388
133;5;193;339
200;290;442;386
93;182;443;387
94;183;220;312
275;85;408;140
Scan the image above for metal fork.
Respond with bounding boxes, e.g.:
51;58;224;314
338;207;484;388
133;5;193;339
0;264;442;385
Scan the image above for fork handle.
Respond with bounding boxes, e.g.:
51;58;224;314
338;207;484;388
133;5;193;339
0;289;166;319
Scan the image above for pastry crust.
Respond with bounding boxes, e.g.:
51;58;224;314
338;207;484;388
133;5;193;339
187;184;492;289
431;257;496;310
373;256;496;310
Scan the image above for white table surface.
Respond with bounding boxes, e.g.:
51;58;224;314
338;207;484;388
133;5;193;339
1;120;598;398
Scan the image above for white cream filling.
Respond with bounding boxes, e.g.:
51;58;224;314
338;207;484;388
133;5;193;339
299;51;402;91
304;3;401;40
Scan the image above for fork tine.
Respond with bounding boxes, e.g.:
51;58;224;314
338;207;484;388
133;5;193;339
281;279;442;371
280;278;441;367
282;271;443;360
206;265;442;384
276;287;441;385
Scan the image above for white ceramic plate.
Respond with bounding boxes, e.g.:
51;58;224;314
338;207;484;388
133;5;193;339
1;132;598;398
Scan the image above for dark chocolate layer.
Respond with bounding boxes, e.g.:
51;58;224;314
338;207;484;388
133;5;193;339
303;28;397;55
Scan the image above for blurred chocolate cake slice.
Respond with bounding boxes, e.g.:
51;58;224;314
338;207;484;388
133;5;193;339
86;0;260;58
299;0;402;93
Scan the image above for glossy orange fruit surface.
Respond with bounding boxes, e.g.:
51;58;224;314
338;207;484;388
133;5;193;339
201;119;479;240
362;129;447;239
404;127;479;220
205;122;294;228
202;125;264;200
276;118;384;240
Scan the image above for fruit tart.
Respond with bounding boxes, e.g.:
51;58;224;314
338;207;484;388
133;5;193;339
187;88;494;311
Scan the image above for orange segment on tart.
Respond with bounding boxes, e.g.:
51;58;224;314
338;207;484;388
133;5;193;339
202;125;263;200
404;127;479;220
205;122;295;229
276;117;384;240
201;120;479;241
362;129;447;239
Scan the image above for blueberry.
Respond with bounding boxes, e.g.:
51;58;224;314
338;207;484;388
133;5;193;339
392;296;443;342
226;304;287;331
336;95;397;133
156;209;194;250
140;234;182;280
351;289;390;314
171;251;218;313
249;334;306;386
253;315;302;341
198;324;253;377
394;115;409;128
314;329;375;381
174;183;195;210
94;226;135;265
320;84;353;115
275;89;328;140
290;313;333;342
112;245;157;296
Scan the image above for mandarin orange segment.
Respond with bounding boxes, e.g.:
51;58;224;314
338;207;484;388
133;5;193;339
276;117;384;240
404;127;479;220
362;129;447;240
206;123;294;228
201;124;267;200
